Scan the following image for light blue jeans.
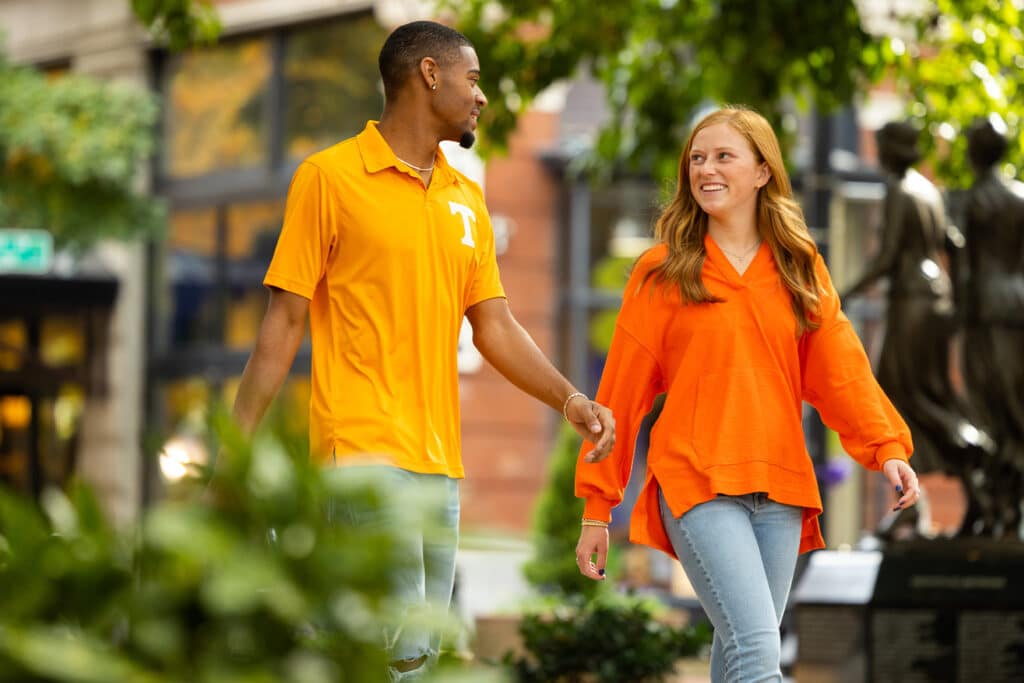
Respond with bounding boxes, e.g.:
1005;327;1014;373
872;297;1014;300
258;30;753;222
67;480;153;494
659;489;802;683
330;465;460;682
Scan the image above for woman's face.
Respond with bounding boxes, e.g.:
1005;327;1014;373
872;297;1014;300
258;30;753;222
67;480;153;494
688;123;769;222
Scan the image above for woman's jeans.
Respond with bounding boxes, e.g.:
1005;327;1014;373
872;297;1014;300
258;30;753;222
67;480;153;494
659;489;802;683
330;465;460;682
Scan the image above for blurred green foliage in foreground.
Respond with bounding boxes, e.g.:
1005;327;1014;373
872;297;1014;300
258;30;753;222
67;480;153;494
0;408;483;682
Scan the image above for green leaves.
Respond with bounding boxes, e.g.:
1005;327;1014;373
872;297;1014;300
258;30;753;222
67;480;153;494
451;0;874;183
521;424;606;599
454;0;1023;189
0;417;464;682
0;625;161;683
506;593;712;683
0;54;164;249
130;0;221;51
871;0;1024;186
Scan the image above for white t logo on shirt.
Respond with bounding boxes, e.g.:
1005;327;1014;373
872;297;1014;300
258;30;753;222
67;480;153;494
448;201;476;248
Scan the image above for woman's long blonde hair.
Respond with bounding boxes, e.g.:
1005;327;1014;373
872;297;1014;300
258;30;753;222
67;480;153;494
644;106;822;334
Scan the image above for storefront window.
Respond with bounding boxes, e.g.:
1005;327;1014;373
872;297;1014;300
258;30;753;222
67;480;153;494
40;316;85;367
168;208;219;346
162;37;272;178
225;200;285;350
0;395;31;492
284;13;385;159
0;320;26;371
36;384;84;486
151;12;382;501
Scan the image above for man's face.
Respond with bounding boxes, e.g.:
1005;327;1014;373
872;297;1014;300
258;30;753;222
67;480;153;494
432;46;487;147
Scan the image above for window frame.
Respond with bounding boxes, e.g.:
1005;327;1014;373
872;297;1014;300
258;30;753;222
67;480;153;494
144;11;382;503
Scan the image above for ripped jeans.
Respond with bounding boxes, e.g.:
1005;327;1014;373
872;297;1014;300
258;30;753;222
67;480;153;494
329;465;460;681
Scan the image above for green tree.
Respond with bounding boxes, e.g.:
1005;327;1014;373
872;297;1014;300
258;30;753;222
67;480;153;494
865;0;1024;186
0;53;163;248
452;0;1024;188
0;1;222;249
451;0;876;181
522;424;605;599
130;0;221;51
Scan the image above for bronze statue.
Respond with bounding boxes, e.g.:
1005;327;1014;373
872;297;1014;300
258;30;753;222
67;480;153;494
960;117;1024;539
844;123;991;511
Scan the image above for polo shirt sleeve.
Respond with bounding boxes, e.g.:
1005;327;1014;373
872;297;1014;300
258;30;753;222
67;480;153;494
464;207;506;310
264;161;337;300
800;255;913;470
576;265;665;522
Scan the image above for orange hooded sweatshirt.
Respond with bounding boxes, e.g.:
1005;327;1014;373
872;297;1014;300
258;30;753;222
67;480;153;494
576;237;912;556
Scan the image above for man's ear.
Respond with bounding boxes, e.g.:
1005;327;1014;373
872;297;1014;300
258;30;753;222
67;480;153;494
419;57;439;91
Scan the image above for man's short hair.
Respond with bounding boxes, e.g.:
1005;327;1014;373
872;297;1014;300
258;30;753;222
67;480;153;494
378;21;473;99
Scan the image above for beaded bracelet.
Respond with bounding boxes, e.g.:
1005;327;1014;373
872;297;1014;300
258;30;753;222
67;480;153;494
562;391;587;421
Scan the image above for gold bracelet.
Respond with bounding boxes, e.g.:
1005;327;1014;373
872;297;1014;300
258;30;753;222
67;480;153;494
562;391;587;421
581;519;609;528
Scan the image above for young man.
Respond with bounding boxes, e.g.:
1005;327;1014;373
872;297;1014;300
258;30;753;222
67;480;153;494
230;20;615;680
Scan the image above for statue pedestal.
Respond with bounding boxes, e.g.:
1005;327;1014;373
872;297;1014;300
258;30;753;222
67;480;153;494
793;539;1024;683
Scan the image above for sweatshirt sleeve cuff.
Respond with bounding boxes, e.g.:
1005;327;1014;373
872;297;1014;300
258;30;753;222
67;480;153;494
875;442;909;469
583;498;613;523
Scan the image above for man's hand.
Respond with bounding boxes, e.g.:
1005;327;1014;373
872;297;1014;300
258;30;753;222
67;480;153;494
566;397;615;462
576;524;608;580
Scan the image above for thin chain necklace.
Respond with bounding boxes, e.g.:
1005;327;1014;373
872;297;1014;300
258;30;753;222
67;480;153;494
718;239;761;262
396;155;435;172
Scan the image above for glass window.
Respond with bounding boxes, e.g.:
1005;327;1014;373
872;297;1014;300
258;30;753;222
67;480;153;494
162;36;272;178
588;180;660;271
40;316;85;367
37;384;84;488
161;375;308;452
226;199;285;350
0;395;31;493
0;320;26;371
828;182;886;292
164;377;212;430
168;208;219;346
284;13;386;159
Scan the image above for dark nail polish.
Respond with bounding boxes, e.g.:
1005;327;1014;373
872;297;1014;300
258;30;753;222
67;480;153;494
892;505;901;511
896;485;903;493
598;569;605;576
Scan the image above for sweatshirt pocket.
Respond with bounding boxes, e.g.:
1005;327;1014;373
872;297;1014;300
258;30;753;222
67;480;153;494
692;367;801;469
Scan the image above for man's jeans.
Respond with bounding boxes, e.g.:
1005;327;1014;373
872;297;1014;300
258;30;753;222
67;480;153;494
660;489;802;683
330;465;460;681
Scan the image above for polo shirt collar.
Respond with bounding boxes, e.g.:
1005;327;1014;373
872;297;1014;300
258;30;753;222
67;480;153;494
356;120;457;185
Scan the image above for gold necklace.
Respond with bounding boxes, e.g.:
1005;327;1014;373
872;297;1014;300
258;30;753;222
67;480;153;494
718;239;761;261
396;155;435;172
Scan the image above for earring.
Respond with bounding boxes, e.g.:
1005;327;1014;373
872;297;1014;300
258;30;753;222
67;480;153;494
431;83;437;90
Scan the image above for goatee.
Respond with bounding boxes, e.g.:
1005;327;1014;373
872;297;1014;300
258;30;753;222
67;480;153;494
459;131;475;149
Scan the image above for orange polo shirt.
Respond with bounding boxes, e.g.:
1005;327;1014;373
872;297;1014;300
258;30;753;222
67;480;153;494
264;121;505;477
576;238;912;555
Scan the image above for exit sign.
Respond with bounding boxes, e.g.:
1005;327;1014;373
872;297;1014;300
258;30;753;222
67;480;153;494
0;229;53;274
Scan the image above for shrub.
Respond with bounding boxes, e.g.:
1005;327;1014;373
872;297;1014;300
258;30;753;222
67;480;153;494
0;410;462;682
504;594;711;683
522;424;609;600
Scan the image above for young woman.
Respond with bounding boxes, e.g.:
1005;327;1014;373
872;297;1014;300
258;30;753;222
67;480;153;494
574;106;919;682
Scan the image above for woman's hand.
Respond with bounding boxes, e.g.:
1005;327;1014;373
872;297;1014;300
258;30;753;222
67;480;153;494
576;524;609;580
883;458;920;511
